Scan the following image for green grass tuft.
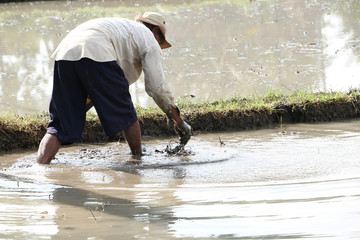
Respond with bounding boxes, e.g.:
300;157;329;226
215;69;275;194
1;89;359;151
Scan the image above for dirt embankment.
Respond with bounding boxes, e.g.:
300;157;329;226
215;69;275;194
141;98;360;134
1;93;360;151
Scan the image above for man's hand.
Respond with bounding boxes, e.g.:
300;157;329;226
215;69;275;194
175;121;191;133
174;121;192;146
171;107;192;146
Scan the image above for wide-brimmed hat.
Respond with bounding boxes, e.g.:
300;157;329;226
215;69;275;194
134;12;172;49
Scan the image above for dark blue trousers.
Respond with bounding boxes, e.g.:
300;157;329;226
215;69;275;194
47;58;138;144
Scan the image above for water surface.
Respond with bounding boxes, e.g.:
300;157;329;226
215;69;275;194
1;120;360;239
1;0;360;114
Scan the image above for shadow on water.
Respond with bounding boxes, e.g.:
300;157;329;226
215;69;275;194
0;172;174;239
51;187;176;238
0;172;320;239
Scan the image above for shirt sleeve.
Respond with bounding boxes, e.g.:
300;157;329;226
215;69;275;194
141;45;177;119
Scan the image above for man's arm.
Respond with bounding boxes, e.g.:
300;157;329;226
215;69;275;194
141;46;191;139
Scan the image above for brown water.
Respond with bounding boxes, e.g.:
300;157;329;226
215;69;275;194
1;119;360;239
1;0;360;114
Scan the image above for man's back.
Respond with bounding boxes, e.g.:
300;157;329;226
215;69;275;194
51;18;160;83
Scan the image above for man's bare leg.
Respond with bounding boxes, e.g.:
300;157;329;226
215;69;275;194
123;120;142;156
36;134;61;164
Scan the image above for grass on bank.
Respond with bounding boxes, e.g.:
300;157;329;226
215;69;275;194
0;112;49;132
0;90;359;151
2;90;359;128
173;89;359;114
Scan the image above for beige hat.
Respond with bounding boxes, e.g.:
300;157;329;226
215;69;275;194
134;12;172;49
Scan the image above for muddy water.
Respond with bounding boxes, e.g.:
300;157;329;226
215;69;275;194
1;0;360;114
1;119;360;239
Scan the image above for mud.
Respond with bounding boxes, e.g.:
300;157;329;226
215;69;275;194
76;141;195;166
155;141;193;156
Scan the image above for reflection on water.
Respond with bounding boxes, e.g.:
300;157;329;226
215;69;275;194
171;178;360;239
0;0;360;114
322;13;360;91
1;120;360;239
0;174;59;239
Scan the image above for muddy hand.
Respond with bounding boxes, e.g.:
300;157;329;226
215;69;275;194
175;121;192;146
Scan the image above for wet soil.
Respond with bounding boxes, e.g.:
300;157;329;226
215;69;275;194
76;140;193;160
155;141;194;156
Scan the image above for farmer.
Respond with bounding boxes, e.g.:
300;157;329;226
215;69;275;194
36;12;191;164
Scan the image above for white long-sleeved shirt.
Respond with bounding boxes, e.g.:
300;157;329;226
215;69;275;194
51;17;176;116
